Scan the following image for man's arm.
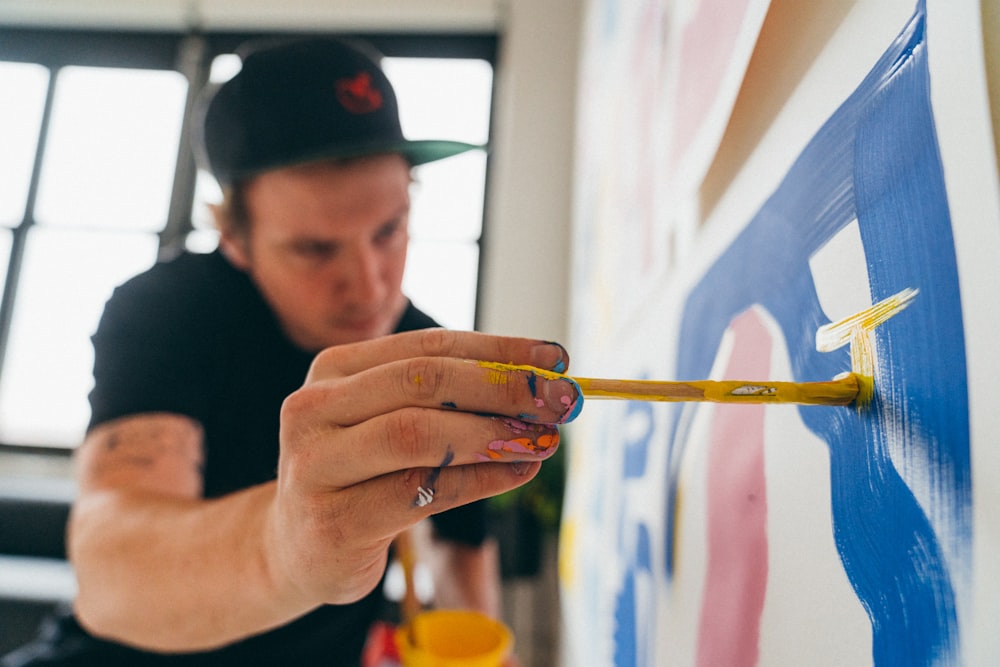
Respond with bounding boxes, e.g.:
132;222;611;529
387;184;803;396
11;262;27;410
69;330;577;653
70;413;304;651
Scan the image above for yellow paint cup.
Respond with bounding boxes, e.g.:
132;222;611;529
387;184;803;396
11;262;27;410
395;609;513;667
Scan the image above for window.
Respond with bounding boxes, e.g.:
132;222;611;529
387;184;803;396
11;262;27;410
384;57;491;334
0;30;495;450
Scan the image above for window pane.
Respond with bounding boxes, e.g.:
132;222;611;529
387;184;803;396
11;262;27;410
191;169;222;231
0;228;159;447
384;58;492;242
410;153;488;242
34;66;188;232
185;227;220;254
403;240;479;331
209;53;242;83
0;62;49;228
383;58;492;144
384;57;491;332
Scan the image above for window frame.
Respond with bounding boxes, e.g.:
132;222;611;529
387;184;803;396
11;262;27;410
0;27;497;454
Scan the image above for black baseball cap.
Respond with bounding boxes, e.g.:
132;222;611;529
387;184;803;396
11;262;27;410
195;37;483;186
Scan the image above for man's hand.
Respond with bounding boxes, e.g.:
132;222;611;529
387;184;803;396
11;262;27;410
266;329;578;608
71;329;578;651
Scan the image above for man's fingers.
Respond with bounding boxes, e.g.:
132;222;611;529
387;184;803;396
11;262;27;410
304;329;569;382
327;460;543;544
287;355;582;431
298;409;559;489
272;459;542;604
271;329;576;606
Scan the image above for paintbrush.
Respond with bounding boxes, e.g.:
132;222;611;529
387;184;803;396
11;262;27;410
571;372;861;406
481;289;921;409
478;361;863;407
481;289;922;409
394;528;421;644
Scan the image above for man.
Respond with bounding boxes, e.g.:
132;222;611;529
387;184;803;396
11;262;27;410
2;37;579;666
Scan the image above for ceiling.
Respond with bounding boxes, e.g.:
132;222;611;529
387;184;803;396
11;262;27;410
0;0;501;32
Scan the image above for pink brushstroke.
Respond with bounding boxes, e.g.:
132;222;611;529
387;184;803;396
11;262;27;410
669;0;753;176
696;309;770;667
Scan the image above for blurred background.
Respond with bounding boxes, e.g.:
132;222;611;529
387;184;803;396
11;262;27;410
0;2;581;665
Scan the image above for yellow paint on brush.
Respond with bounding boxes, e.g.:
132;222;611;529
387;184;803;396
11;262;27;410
574;374;860;405
476;360;859;406
479;286;918;410
816;287;918;407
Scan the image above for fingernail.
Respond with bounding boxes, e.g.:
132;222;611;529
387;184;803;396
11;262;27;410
539;376;583;424
531;341;569;373
482;422;560;460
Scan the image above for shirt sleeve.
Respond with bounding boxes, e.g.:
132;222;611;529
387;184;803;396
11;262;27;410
88;269;214;430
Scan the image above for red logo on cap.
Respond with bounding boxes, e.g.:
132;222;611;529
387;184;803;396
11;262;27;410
335;72;383;114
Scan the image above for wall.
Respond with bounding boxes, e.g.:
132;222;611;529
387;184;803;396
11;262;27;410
478;0;581;343
560;0;1000;665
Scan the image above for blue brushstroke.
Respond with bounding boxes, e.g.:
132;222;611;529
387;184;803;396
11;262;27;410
615;523;653;667
623;399;655;479
662;2;970;665
615;396;656;667
614;570;639;666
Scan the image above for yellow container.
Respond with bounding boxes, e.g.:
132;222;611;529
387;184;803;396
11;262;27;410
395;609;513;667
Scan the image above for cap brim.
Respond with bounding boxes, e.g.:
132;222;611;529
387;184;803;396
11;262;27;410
223;138;485;184
398;139;485;166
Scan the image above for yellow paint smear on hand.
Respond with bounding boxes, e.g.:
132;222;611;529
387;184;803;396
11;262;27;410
478;361;566;383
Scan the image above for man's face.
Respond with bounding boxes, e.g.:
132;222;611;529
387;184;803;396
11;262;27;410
223;154;411;352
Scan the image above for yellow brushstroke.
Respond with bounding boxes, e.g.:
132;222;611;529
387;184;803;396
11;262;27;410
815;287;918;350
558;518;577;587
815;287;918;407
849;326;876;406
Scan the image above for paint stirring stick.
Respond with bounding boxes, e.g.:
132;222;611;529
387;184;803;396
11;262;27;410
572;372;861;406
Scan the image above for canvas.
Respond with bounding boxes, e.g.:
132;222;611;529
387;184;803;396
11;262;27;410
561;1;1000;665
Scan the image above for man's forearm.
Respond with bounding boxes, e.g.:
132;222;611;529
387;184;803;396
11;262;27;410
70;482;310;652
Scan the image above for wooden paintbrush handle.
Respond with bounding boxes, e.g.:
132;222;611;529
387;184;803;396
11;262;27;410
574;373;861;406
394;528;421;626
